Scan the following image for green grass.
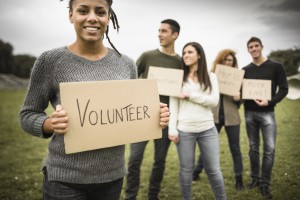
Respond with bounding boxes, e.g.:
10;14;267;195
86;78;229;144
1;89;299;200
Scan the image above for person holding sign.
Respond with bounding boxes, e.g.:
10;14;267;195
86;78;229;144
125;19;181;200
19;0;170;199
243;37;288;199
193;49;245;191
168;42;226;200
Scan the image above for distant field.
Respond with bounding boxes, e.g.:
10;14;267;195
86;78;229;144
0;89;299;200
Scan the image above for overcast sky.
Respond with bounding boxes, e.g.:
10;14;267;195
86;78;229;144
0;0;299;68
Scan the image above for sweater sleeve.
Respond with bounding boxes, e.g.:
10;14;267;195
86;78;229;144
19;52;54;138
269;63;288;106
126;55;138;79
168;96;179;136
188;73;220;108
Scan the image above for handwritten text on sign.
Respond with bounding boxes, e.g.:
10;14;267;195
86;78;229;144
242;79;271;100
147;66;183;97
77;100;150;127
215;64;245;96
60;79;161;154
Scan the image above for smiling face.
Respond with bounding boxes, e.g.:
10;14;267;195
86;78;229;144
69;0;110;44
183;45;199;68
248;41;263;60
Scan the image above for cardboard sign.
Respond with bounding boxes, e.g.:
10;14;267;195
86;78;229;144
215;64;245;96
147;66;183;97
60;79;161;154
242;79;272;100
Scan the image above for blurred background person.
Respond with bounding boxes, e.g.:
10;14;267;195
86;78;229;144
193;49;244;191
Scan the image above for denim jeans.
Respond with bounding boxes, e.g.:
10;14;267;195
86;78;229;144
177;127;226;200
42;168;123;200
194;120;243;177
245;111;277;186
125;128;170;200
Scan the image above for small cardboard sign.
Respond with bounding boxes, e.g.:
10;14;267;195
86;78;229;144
147;66;183;97
242;79;272;100
60;79;161;154
215;64;245;96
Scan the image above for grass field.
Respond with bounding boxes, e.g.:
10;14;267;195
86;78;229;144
0;89;299;200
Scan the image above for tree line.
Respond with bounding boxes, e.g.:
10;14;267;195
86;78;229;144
268;48;300;76
0;39;36;78
0;38;299;78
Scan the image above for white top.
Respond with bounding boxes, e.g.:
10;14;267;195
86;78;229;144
169;73;219;135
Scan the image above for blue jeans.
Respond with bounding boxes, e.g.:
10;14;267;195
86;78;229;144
177;127;226;200
194;123;243;177
245;111;277;186
125;128;170;200
42;168;123;200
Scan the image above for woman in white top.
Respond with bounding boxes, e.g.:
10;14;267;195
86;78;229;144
169;42;226;200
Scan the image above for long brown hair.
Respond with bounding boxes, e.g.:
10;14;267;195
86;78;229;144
182;42;212;92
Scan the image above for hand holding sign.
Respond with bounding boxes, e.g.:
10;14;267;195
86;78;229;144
254;99;269;106
178;92;190;100
159;103;170;129
233;92;241;101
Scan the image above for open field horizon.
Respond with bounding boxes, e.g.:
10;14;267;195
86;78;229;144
0;89;299;200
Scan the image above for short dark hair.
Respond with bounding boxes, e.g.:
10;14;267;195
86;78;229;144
161;19;180;34
247;37;263;48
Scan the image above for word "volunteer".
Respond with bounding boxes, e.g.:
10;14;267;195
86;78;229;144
76;99;151;127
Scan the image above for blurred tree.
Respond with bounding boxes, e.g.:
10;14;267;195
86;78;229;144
0;38;36;78
13;55;36;78
0;39;14;74
268;48;300;76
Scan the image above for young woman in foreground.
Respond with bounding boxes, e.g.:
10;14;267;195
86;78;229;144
19;0;170;199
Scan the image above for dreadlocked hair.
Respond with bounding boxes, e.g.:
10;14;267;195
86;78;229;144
60;0;121;56
106;7;121;56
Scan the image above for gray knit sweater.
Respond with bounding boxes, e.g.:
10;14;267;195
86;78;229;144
19;47;137;184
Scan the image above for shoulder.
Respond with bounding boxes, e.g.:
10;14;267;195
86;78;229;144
174;54;181;60
108;49;135;65
266;59;283;68
242;63;254;70
107;49;137;75
39;46;68;58
142;49;159;56
36;47;69;65
32;47;67;71
138;49;160;59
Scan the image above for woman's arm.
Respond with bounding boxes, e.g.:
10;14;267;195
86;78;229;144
186;73;220;108
168;97;180;143
19;52;54;138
